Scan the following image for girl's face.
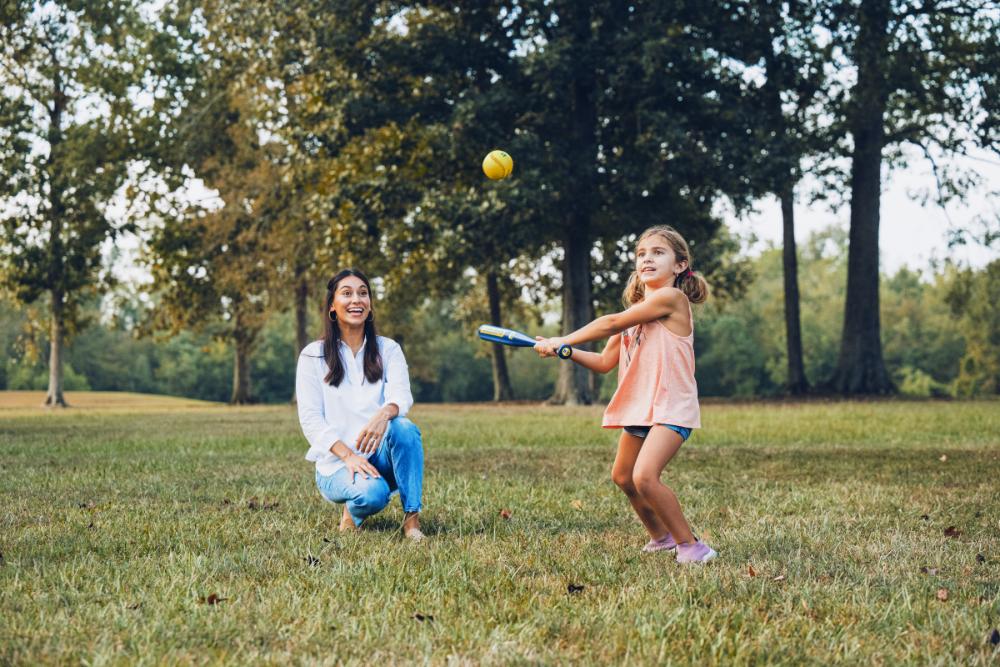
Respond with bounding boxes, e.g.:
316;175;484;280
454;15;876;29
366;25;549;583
330;275;371;328
635;234;687;288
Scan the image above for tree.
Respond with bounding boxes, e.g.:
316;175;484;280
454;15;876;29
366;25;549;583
511;1;764;403
295;1;542;401
718;0;832;394
0;2;180;406
824;0;1000;394
949;260;1000;396
146;24;285;404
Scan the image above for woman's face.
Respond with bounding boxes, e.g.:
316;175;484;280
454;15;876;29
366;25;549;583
330;275;372;328
635;234;686;288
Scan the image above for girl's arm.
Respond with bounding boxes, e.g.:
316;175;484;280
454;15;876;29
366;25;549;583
549;332;620;374
537;287;683;351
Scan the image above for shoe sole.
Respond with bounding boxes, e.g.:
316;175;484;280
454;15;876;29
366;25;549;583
678;552;718;564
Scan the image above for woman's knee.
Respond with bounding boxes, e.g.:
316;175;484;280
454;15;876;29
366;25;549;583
389;417;422;447
350;478;391;512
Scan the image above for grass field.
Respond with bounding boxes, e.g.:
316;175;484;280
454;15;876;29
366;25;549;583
1;393;998;665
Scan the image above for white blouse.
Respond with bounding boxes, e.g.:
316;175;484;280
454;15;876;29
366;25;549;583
295;336;414;476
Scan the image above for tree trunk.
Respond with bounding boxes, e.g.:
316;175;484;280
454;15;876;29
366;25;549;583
550;5;596;406
486;270;514;401
290;275;309;404
44;59;67;408
832;1;894;395
551;219;594;405
780;184;809;394
231;316;254;404
43;288;68;408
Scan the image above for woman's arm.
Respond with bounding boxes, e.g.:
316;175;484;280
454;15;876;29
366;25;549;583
356;340;411;453
295;350;346;457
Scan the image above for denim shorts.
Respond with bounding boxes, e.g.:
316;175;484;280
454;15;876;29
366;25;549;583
624;423;692;442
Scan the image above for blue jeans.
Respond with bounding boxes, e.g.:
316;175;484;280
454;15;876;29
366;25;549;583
315;417;424;526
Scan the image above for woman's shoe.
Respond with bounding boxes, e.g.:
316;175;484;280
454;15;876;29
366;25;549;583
339;506;358;532
402;512;424;542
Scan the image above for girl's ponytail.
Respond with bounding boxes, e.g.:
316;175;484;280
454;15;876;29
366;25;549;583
621;269;645;308
673;269;709;304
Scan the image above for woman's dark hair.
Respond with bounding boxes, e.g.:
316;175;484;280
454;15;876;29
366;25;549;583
323;268;383;387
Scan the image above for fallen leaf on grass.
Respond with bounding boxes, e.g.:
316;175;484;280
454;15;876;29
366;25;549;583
413;613;434;622
247;497;279;511
939;455;947;462
943;526;962;539
567;584;585;595
772;575;785;582
936;588;949;602
989;628;999;646
199;593;226;605
570;500;583;510
305;555;320;566
747;564;758;577
499;509;512;520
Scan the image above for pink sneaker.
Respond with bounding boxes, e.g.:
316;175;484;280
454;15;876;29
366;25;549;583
676;540;718;564
641;533;677;553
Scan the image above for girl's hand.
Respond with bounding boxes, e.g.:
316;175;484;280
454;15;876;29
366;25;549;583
344;452;381;481
534;336;566;358
355;411;390;453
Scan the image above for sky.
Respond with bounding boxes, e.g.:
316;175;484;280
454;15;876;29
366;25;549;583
728;149;999;274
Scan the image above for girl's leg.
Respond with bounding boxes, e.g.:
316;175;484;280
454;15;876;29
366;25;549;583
611;431;671;541
631;426;696;545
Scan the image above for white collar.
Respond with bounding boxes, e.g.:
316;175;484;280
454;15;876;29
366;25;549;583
339;336;368;356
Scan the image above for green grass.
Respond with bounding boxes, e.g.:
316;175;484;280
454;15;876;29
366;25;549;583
1;397;998;665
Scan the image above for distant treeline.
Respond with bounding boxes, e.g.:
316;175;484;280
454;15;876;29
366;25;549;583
4;228;995;403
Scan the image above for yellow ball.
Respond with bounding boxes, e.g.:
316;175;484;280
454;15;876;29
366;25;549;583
482;149;514;180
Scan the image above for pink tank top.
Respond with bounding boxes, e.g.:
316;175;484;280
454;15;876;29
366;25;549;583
602;305;701;429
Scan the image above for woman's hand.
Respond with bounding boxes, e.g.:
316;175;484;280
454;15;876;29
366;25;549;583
343;452;381;481
534;336;566;358
356;409;391;454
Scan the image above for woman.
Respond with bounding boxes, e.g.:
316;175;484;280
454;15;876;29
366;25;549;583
296;268;425;541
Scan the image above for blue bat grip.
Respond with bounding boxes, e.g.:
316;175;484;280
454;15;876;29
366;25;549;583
556;344;573;359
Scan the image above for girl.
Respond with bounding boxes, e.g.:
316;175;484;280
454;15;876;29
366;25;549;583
535;226;716;563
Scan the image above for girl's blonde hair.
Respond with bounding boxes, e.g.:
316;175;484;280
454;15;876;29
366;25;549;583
622;225;709;307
